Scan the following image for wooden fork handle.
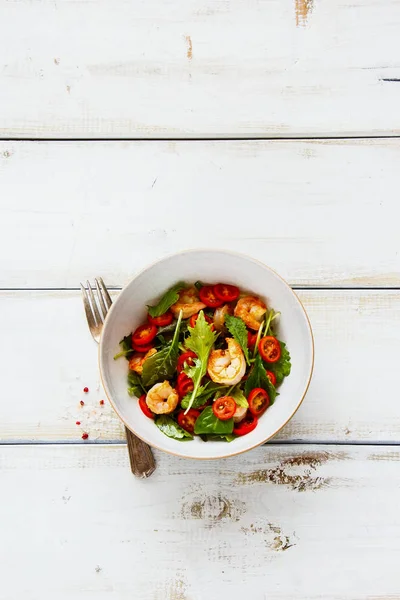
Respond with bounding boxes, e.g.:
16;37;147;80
125;426;156;478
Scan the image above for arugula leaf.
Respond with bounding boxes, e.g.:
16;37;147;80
194;406;234;435
155;415;193;440
224;314;250;365
206;434;236;442
142;312;183;387
245;354;277;403
127;371;146;397
147;282;185;318
180;383;229;410
114;334;134;360
266;341;291;385
230;385;249;408
183;311;217;413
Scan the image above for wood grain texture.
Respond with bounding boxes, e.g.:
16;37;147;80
1;139;400;287
1;0;400;137
1;289;399;443
1;443;400;600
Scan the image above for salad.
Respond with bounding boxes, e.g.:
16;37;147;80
114;282;291;442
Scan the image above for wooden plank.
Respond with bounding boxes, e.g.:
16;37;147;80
1;289;399;443
0;0;400;137
1;443;399;599
1;139;400;287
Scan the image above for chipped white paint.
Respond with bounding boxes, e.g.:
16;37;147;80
1;139;400;287
1;0;400;137
1;444;400;599
0;289;399;443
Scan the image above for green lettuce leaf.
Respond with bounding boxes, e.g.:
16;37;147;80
224;314;250;365
127;371;146;397
180;383;229;410
183;311;217;413
194;406;234;435
245;354;277;403
155;415;193;440
142;312;183;387
114;334;134;360
266;341;291;385
230;385;249;408
147;282;185;318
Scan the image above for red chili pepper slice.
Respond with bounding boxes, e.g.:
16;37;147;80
177;351;197;373
266;371;277;386
199;285;223;308
139;394;154;419
214;283;240;303
132;323;157;347
177;409;200;434
248;387;270;417
212;396;237;420
258;336;281;363
177;373;194;398
233;413;258;436
247;330;258;350
189;313;214;329
147;311;173;327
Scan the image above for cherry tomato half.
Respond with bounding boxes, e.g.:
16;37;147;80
189;313;214;330
177;351;197;373
248;388;270;417
233;413;258;436
177;409;201;434
266;371;277;386
247;330;258;350
132;323;157;347
214;283;240;303
199;285;223;308
258;336;281;363
177;372;194;397
132;342;154;353
139;394;154;419
212;396;237;420
147;310;173;327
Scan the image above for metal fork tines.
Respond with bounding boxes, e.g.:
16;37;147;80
80;277;156;478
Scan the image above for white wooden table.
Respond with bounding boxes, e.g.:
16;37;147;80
1;1;400;598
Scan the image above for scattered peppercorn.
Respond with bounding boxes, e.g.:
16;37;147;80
99;399;105;406
80;400;84;406
83;387;89;393
82;432;89;440
76;421;81;426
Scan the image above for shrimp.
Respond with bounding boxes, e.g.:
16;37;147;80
233;405;247;423
146;380;179;414
170;286;206;319
128;348;157;375
234;296;267;331
207;338;246;386
213;304;232;332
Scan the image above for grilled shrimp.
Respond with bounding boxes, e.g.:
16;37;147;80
207;338;246;386
170;286;206;319
213;304;232;332
146;380;179;414
234;296;267;331
233;405;247;423
128;348;157;375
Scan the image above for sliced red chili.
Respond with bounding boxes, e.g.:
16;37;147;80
212;396;237;420
189;313;214;330
132;323;157;347
139;394;154;419
214;283;240;303
147;310;173;327
266;371;277;386
177;351;197;373
247;330;258;350
199;285;223;308
248;387;270;417
177;373;194;397
233;413;258;436
177;409;200;434
259;336;281;363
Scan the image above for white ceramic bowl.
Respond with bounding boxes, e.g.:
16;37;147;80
99;250;314;459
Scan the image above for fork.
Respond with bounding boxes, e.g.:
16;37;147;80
80;277;156;478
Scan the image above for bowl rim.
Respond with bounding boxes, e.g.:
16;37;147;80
99;248;315;460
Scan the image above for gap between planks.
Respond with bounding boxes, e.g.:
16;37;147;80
2;135;400;142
